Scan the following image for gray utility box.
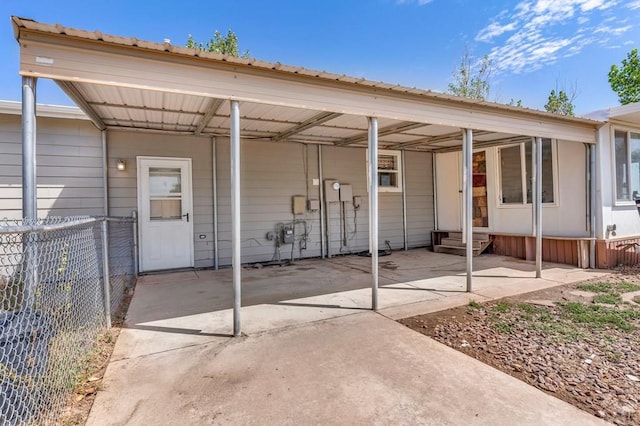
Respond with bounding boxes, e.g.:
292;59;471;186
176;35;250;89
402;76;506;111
339;184;352;202
324;180;340;202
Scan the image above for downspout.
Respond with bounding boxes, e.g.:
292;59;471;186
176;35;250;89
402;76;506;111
212;137;219;270
102;130;109;216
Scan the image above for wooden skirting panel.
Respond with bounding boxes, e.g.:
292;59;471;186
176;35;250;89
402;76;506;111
596;237;640;269
491;235;590;268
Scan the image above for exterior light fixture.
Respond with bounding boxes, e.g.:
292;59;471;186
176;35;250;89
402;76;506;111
117;159;126;171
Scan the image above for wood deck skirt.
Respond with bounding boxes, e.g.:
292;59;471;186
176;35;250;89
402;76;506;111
432;231;640;269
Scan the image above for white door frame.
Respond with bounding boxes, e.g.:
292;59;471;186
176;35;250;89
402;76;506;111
137;156;194;272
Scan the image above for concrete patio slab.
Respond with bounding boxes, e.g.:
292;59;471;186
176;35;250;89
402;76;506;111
91;250;611;424
89;312;606;426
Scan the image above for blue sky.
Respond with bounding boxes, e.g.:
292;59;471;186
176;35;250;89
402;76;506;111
0;0;638;114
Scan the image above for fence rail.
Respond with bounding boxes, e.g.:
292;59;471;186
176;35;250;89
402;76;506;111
0;215;136;425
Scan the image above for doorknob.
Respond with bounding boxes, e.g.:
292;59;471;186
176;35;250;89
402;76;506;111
182;212;189;222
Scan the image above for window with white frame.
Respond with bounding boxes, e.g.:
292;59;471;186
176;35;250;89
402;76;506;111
372;149;403;192
498;139;555;205
378;150;402;192
613;129;640;202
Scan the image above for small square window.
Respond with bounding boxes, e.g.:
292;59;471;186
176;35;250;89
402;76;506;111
367;150;403;192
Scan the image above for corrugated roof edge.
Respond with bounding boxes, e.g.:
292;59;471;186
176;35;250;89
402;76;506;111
11;16;603;126
0;100;88;120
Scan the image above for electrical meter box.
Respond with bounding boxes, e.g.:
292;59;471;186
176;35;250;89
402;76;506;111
324;180;340;202
282;225;294;244
339;184;352;202
292;195;306;215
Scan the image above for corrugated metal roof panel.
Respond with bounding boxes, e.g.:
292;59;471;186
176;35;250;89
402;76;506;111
11;16;601;127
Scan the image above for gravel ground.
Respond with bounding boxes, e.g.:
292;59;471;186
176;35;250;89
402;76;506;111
400;266;640;426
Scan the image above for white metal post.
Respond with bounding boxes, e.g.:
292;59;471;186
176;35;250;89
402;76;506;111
230;101;242;336
212;137;219;270
463;129;473;292
318;145;326;258
588;143;596;268
22;76;38;308
368;117;379;310
101;219;112;328
22;77;37;219
401;150;408;250
535;137;543;278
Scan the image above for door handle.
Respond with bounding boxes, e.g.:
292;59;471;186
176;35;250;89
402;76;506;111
182;212;189;222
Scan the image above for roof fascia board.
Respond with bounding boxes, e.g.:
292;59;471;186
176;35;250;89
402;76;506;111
17;31;597;143
0;99;88;120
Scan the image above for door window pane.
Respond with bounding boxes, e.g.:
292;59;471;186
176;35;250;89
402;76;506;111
150;199;182;220
500;145;523;203
149;167;182;195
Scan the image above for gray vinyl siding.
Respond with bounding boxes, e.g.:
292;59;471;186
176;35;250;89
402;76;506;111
0;114;103;219
215;138;323;266
1;113;434;267
405;152;434;247
106;130;215;268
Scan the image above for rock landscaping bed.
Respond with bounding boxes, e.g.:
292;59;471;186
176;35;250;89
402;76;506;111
400;266;640;426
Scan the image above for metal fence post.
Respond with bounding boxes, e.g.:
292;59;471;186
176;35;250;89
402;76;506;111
101;219;112;328
131;210;139;276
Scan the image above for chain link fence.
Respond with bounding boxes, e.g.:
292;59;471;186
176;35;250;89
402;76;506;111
0;215;136;425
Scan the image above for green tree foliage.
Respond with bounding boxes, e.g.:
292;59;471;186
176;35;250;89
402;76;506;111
544;89;575;116
186;29;249;58
608;48;640;105
447;51;493;101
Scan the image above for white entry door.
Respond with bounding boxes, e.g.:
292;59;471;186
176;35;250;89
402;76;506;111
137;157;194;272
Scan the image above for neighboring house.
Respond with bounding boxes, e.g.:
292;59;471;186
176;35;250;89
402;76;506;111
2;17;638;271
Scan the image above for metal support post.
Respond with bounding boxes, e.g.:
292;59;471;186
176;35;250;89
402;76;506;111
531;138;537;238
230;100;242;336
368;117;379;310
588;144;596;268
401;150;408;250
318;145;326;258
131;210;139;276
212;137;219;270
432;152;438;231
101;220;112;328
22;77;37;220
463;129;473;292
535;137;543;278
22;76;38;307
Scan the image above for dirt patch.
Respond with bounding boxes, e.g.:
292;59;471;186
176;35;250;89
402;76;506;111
400;266;640;426
57;288;135;425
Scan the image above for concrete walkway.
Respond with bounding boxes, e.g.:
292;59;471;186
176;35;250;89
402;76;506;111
88;252;609;425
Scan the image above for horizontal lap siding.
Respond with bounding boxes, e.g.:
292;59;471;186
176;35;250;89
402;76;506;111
215;139;322;265
107;131;214;268
405;152;433;248
0;114;103;219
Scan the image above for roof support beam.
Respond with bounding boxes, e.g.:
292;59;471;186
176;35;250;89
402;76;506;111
88;102;204;116
56;81;106;130
272;111;342;142
335;122;431;147
195;98;225;135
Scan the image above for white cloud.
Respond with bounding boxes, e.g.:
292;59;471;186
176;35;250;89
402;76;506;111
475;0;631;74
